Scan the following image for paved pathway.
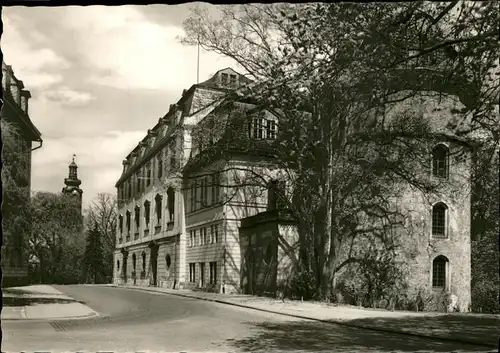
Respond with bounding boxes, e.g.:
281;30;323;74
3;284;495;353
116;284;500;349
2;285;99;320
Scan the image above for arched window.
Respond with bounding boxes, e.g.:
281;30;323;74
132;253;137;272
432;144;449;178
432;255;448;290
432;202;448;238
155;194;163;224
167;187;175;222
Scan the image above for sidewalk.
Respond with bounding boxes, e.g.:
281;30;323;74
2;285;99;321
117;284;500;349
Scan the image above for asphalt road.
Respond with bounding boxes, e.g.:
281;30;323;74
1;285;495;352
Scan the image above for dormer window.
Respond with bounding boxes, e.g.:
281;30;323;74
266;120;276;139
252;117;264;139
230;74;237;86
249;112;278;140
221;73;229;84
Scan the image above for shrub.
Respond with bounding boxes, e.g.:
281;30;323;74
288;268;316;300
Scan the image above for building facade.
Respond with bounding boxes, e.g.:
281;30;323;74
1;61;43;287
113;68;252;291
113;69;472;310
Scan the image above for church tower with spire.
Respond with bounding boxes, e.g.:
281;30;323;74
62;154;83;212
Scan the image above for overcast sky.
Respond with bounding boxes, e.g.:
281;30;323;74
2;4;238;209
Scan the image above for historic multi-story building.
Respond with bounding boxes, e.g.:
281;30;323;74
113;68;252;291
1;61;43;287
114;68;472;310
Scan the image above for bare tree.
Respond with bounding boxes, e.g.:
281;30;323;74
84;192;117;282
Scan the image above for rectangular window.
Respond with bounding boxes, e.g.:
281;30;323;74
189;230;193;247
209;261;217;284
144;201;150;228
195;179;200;211
119;215;123;234
136;173;141;193
253;117;264;139
221;73;229;84
214;224;219;243
229;74;237;86
202;177;208;207
190;181;196;212
158;155;163;179
189;263;196;282
214;173;220;204
170;144;177;170
266;120;277;139
193;229;197;246
210;225;214;244
203;227;207;245
199;178;205;207
147;169;151;186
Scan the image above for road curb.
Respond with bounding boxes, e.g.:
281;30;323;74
2;307;100;322
114;285;497;349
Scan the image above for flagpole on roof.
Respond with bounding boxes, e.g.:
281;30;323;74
197;18;201;84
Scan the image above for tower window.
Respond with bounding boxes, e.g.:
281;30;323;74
432;144;449;178
432;255;448;289
432;202;448;238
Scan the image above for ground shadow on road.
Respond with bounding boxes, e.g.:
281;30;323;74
346;314;499;348
227;320;494;352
